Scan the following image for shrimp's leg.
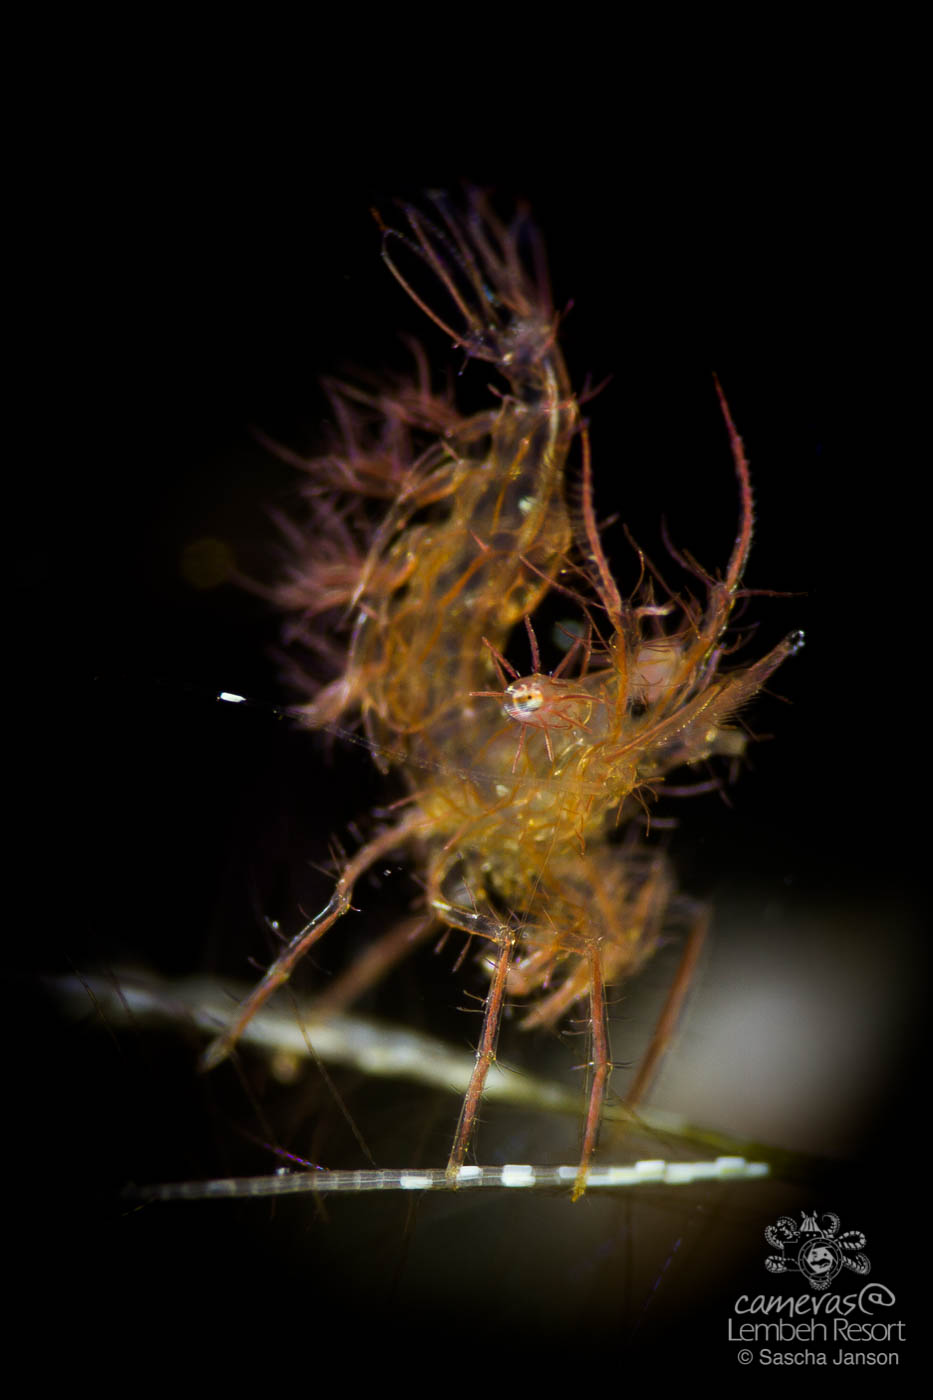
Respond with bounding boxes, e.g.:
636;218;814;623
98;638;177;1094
573;942;610;1202
625;906;709;1107
200;810;424;1072
435;908;517;1186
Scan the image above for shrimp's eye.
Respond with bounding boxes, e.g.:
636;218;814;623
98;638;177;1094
504;681;545;718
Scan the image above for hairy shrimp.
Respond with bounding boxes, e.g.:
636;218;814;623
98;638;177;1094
199;192;802;1200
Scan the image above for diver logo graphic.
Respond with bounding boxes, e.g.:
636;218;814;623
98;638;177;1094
764;1213;871;1293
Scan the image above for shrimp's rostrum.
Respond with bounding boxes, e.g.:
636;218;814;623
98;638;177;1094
201;194;801;1199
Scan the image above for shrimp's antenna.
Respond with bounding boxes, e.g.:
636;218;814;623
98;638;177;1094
713;373;755;596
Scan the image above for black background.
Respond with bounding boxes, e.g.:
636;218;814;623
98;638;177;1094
14;75;923;1384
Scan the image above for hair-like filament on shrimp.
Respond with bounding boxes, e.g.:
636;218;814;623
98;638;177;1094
200;192;801;1199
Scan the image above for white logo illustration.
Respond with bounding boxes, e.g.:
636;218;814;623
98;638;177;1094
764;1211;871;1292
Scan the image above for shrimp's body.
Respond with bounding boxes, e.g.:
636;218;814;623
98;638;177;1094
202;195;800;1199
